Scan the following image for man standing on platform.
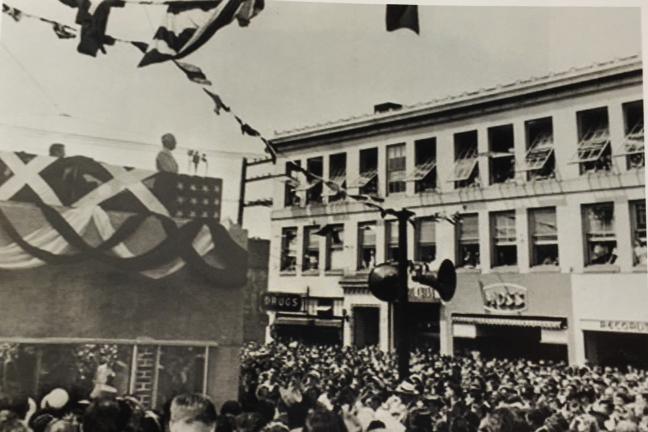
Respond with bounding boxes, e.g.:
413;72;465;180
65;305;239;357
157;133;179;173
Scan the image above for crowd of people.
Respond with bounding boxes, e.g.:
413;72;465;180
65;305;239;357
238;342;648;432
1;341;647;432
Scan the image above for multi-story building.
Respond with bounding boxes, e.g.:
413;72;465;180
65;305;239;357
266;55;646;367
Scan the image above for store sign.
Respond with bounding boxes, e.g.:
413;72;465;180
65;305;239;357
261;293;302;312
596;320;648;334
481;283;527;314
408;285;439;303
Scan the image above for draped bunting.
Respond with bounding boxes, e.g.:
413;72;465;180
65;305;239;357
0;203;247;285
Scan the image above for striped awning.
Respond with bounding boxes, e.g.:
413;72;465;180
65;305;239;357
452;314;565;329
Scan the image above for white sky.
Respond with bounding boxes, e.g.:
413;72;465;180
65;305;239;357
0;0;643;238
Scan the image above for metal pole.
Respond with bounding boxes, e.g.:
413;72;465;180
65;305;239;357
395;209;411;381
237;158;247;226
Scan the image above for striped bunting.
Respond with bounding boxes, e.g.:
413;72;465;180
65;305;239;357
139;0;264;67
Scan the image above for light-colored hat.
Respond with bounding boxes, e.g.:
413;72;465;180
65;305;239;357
41;388;69;410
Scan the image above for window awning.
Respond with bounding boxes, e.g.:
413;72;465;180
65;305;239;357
274;315;343;328
324;173;347;196
350;170;378;187
406;160;436;181
447;158;478;182
452;314;565;329
569;128;610;164
295;179;322;192
615;123;644;157
519;135;554;172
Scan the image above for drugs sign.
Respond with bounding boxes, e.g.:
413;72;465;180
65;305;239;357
261;293;302;312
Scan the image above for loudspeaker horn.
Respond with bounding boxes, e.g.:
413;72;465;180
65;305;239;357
411;259;457;302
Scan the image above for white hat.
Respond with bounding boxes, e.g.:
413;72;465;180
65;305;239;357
41;389;69;410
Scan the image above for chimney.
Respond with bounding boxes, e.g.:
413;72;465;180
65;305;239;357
374;102;403;114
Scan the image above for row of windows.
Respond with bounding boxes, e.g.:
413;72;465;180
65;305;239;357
284;101;645;207
279;200;646;273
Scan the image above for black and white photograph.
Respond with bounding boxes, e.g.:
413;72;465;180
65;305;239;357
0;0;646;431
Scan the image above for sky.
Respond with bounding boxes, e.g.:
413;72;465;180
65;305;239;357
0;0;643;239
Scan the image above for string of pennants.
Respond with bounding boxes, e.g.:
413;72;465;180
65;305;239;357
2;1;276;164
2;1;441;225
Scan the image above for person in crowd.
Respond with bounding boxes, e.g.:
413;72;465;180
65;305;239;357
168;393;218;432
156;133;179;174
49;143;66;158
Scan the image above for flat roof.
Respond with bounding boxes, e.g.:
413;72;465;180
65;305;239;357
272;54;642;147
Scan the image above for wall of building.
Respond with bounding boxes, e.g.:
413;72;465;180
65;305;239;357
0;201;245;406
243;238;270;343
571;273;648;363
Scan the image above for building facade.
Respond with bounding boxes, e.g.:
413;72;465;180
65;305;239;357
267;55;646;367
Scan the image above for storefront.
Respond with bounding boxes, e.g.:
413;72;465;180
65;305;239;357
572;273;648;368
265;292;345;345
340;273;441;351
443;272;574;362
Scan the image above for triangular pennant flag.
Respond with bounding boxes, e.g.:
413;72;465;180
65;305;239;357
174;61;212;86
52;23;76;39
76;0;125;57
236;0;264;26
3;5;23;22
241;123;261;137
131;41;149;53
58;0;81;7
202;88;231;114
386;4;419;34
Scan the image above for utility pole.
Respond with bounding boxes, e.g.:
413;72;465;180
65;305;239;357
237;158;247;226
395;208;414;380
237;156;276;226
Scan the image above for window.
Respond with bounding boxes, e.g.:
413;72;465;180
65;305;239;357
630;200;646;266
522;117;555;181
529;207;559;266
572;107;612;174
305;157;323;204
416;218;436;263
284;161;301;207
410;138;437;193
326;224;345;271
302;226;320;272
386;220;400;262
491;211;517;267
449;130;479;188
327;153;347;202
353;148;378;196
487;124;515;184
622;101;644;170
582;203;617;266
386;143;406;194
358;222;377;270
456;213;480;269
280;227;298;272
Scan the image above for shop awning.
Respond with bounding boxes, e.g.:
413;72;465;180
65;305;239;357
274;315;343;328
452;314;565;329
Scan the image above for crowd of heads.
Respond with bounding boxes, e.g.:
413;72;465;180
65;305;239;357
0;389;219;432
238;341;648;432
1;341;647;432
